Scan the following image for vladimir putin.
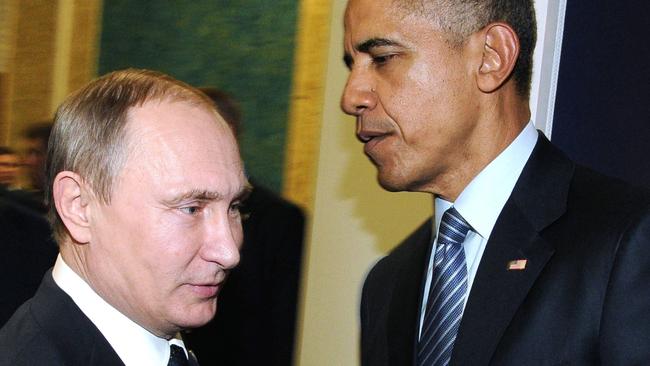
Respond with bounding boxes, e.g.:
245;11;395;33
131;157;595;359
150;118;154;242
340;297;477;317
0;69;250;365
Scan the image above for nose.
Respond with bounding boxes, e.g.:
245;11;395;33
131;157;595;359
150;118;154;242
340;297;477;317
202;214;241;270
340;68;376;116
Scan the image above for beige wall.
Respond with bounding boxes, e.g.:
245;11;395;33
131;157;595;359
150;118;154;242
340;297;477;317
0;0;58;145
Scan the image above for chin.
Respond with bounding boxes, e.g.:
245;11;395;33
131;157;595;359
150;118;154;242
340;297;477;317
377;168;431;193
376;172;409;192
175;302;218;330
374;159;413;192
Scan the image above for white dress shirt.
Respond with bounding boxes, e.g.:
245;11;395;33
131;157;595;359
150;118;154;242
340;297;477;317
52;255;189;366
418;122;538;338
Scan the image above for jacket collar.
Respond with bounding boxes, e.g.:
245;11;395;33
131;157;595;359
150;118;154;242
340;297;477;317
451;133;574;365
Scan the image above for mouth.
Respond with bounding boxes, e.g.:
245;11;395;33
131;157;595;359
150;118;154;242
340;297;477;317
188;283;222;298
357;128;389;156
356;118;393;158
362;135;387;157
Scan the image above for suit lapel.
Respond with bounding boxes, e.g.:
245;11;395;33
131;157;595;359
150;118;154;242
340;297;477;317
387;220;434;366
451;200;555;365
452;134;574;365
32;271;125;365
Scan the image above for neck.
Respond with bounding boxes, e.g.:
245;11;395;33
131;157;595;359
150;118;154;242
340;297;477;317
429;91;531;201
59;240;93;285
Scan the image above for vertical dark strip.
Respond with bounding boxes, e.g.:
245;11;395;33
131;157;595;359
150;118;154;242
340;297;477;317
552;0;650;187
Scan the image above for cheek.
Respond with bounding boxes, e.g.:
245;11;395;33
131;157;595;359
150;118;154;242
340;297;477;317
155;220;202;261
119;212;195;273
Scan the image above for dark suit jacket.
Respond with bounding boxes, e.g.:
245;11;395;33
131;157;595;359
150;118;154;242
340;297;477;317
0;271;125;365
0;195;57;327
360;134;650;365
185;183;306;366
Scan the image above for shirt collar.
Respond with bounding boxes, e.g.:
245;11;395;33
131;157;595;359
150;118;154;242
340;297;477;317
435;122;538;238
52;255;188;366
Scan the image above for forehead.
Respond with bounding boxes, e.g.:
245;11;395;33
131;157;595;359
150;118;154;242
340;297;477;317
345;0;402;32
121;100;244;183
126;99;227;145
344;0;441;49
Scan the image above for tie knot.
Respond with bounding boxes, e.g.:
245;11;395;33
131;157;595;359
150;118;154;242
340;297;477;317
168;344;189;366
438;207;471;247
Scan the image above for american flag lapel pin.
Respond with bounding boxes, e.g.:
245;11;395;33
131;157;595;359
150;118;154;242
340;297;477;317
507;259;528;270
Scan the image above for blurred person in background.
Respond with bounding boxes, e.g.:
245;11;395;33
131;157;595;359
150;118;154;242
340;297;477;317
0;135;56;329
183;87;306;366
0;122;55;214
0;191;57;328
22;122;52;196
0;146;41;211
0;146;20;189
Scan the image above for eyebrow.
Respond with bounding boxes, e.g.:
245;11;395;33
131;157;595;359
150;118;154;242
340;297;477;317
357;38;401;53
343;37;402;68
163;183;253;206
163;190;223;206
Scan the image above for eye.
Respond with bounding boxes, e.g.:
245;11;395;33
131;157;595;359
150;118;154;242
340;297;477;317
229;201;242;216
180;206;202;215
371;53;396;67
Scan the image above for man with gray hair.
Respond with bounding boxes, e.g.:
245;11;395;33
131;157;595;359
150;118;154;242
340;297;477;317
341;0;650;365
0;69;250;365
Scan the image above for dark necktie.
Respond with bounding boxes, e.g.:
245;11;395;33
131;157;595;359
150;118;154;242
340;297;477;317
417;207;471;366
168;344;189;366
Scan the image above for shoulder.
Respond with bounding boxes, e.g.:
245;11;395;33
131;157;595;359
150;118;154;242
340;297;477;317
537;164;650;289
1;275;123;365
569;171;650;362
562;165;650;239
530;135;650;217
0;299;65;365
570;165;650;211
521;138;650;236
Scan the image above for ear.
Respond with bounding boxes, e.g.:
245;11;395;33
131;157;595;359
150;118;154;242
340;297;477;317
52;171;93;244
476;23;520;93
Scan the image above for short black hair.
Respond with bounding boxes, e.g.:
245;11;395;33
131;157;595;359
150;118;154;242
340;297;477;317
394;0;536;98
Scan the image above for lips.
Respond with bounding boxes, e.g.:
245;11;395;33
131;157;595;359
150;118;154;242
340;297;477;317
356;119;393;157
357;127;388;155
363;135;388;156
189;283;221;298
356;126;386;142
187;274;227;298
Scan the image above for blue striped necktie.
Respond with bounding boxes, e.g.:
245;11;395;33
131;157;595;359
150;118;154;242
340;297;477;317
417;207;471;366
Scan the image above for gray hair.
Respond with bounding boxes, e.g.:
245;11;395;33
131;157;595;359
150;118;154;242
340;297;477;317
46;68;220;244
